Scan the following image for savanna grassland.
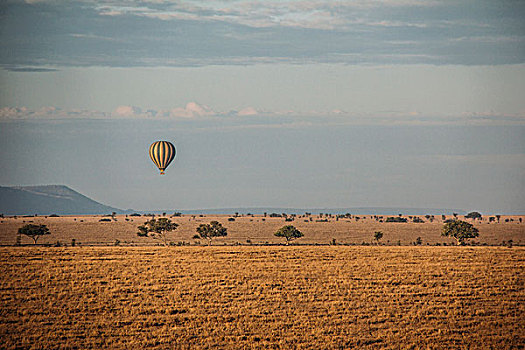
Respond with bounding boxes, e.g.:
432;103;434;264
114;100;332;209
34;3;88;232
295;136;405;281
0;214;524;246
0;246;523;349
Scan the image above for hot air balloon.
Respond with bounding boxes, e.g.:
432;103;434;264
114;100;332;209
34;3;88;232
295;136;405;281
149;141;176;175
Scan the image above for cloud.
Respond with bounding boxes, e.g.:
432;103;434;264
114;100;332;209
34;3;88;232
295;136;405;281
0;106;107;119
167;102;215;118
237;107;258;116
90;1;440;30
113;105;142;117
2;105;525;128
3;66;59;72
1;0;523;67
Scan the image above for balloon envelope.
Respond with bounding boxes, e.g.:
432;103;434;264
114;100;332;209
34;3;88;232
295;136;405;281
149;141;176;175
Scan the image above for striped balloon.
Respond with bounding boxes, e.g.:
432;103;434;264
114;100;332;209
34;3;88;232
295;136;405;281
149;141;176;175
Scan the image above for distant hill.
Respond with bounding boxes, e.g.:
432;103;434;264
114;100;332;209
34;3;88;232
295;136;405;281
0;185;130;215
150;207;467;216
0;184;468;216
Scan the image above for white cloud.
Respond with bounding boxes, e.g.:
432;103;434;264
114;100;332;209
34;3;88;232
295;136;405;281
89;0;441;30
113;105;142;117
237;107;258;116
2;105;524;127
167;102;215;118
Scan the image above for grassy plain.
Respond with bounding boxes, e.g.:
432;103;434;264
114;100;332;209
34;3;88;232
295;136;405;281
0;246;523;349
0;214;523;246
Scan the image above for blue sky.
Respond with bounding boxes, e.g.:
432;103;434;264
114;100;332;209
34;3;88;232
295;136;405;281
0;0;524;212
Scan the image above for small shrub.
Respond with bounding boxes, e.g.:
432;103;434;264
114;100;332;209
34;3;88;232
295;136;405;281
386;217;407;223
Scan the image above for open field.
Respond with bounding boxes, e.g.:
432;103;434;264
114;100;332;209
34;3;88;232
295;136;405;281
0;214;524;246
0;246;523;349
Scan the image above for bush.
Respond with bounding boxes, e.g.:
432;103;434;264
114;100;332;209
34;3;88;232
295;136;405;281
99;218;112;222
386;217;407;223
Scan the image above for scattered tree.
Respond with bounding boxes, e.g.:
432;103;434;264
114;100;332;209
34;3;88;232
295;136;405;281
465;211;482;220
374;231;383;244
18;224;51;245
137;218;179;245
386;217;407;223
274;225;304;245
196;221;227;246
442;220;479;245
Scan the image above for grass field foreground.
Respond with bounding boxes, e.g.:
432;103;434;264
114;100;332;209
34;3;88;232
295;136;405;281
0;246;523;349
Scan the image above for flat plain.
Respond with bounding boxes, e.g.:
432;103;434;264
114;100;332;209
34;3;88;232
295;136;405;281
0;215;523;349
0;246;523;349
0;214;523;246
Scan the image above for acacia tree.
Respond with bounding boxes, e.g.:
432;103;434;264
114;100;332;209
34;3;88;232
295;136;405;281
442;220;479;245
196;221;227;246
18;224;51;245
374;231;383;245
465;211;482;220
137;218;179;245
274;225;303;245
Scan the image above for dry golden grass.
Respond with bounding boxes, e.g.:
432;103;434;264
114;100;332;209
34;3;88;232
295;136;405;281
0;246;523;349
0;214;524;246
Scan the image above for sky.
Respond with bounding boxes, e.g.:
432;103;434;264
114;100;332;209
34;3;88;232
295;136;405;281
0;0;524;213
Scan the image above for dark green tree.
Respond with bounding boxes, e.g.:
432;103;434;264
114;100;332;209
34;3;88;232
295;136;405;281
374;231;383;244
196;221;227;246
137;218;179;245
18;224;51;245
274;225;304;245
465;211;482;220
442;220;479;245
